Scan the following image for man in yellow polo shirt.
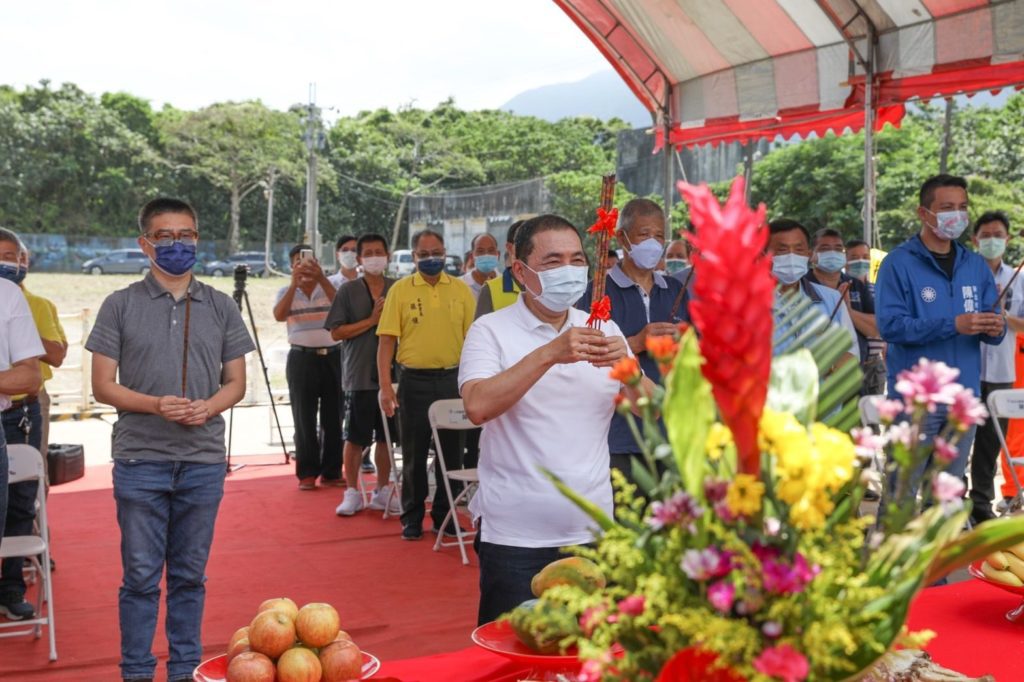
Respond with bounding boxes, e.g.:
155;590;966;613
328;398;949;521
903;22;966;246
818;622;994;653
378;229;476;541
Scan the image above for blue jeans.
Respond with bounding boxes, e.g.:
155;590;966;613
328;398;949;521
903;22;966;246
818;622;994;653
113;459;226;680
1;400;42;601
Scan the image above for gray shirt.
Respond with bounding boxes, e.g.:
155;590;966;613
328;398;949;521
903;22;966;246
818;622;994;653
85;274;255;463
323;276;395;392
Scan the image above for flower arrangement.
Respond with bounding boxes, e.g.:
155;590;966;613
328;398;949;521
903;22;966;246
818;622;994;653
517;177;1024;681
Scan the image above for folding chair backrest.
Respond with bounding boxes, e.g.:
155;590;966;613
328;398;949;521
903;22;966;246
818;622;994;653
428;399;475;431
859;395;883;427
378;383;400;445
7;444;44;485
988;389;1024;419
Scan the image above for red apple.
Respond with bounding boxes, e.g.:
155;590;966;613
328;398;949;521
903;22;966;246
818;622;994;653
249;609;297;660
277;646;322;682
295;603;340;648
227;637;251;664
226;651;276;682
319;639;363;682
333;630;352;642
258;597;299;622
229;626;251;652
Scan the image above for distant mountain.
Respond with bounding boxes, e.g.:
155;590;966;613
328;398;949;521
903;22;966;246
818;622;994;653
500;71;652;127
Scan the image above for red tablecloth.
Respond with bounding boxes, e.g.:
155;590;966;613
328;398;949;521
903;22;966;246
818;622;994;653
373;580;1023;681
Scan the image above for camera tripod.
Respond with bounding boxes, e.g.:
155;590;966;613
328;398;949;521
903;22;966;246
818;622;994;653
226;264;291;472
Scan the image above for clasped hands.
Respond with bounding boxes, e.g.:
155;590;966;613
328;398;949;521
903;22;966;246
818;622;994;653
547;326;629;367
157;396;213;426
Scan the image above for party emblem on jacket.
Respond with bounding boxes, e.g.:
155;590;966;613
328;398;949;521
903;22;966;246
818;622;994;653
921;286;937;303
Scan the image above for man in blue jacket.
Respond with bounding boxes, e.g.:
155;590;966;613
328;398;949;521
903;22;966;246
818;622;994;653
875;174;1005;480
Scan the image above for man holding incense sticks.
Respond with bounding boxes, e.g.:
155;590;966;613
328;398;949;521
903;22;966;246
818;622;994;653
576;198;687;486
87;198;254;682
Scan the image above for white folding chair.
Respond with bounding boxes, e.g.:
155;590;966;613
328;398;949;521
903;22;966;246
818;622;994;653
0;444;56;661
858;394;887;503
378;384;403;519
985;389;1024;515
427;399;479;565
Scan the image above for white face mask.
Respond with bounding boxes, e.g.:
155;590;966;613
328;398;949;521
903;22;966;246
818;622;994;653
521;263;589;313
623;234;666;271
338;250;358;270
361;256;388;275
772;253;809;285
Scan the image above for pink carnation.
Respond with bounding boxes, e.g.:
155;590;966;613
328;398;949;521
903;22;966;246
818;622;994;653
933;437;959;465
681;548;730;581
933;471;966;509
617;595;646;616
894;359;961;413
948;389;988;431
707;581;735;613
753;644;810;682
873;397;905;423
850;426;886;459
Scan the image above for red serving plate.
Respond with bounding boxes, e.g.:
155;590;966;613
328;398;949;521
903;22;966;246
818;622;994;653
471;620;582;670
968;559;1024;623
193;650;380;681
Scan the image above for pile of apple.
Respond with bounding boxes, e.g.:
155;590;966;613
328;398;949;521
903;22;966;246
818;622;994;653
226;597;363;682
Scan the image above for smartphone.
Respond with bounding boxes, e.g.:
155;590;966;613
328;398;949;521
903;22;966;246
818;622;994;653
299;248;314;262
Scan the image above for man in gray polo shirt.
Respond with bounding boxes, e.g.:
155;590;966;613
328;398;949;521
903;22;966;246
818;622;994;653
86;197;254;682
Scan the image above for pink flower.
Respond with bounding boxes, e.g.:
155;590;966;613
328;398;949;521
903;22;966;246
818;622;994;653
933;471;966;506
933;437;959;465
704;478;729;503
850;426;886;459
873;398;905;423
713;500;737;523
647;491;704;531
887;422;918;449
681;548;731;581
577;658;604;682
762;553;820;595
948;389;988;431
579;604;608;636
753;644;810;682
762;621;783;638
617;595;646;616
707;581;735;613
894;359;961;413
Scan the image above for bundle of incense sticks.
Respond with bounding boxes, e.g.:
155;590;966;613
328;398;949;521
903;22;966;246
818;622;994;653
587;173;617;329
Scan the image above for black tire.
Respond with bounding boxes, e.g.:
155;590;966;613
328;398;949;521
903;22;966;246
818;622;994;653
212;268;224;277
90;266;103;275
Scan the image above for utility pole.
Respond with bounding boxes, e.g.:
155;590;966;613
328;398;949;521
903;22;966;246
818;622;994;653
301;84;325;255
263;166;278;274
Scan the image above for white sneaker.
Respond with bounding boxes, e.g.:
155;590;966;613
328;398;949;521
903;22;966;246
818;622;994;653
368;485;402;514
335;488;364;516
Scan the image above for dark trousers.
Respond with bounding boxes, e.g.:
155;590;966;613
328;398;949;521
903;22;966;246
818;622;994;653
286;348;342;481
474;524;564;625
1;400;42;601
464;427;481;470
397;369;462;530
970;380;1012;523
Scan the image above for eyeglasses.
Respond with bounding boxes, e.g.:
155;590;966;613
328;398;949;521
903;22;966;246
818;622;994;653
146;230;198;248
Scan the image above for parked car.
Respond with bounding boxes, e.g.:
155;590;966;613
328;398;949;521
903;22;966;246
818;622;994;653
388;249;414;278
444;255;463;276
204;252;276;277
81;249;150;275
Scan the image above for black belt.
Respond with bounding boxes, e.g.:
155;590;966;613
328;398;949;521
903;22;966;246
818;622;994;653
290;345;340;356
399;366;458;376
3;394;38;413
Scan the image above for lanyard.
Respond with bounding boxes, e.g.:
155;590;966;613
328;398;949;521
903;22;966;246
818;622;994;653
181;286;192;398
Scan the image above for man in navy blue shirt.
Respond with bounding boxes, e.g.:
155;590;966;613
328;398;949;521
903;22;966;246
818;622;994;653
577;198;687;486
876;174;1004;481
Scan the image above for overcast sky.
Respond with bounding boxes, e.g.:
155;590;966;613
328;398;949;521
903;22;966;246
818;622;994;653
1;0;611;116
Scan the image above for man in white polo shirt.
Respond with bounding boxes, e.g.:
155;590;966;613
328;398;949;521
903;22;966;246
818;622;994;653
460;214;647;624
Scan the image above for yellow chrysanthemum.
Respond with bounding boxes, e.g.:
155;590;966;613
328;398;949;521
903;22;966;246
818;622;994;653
725;473;765;517
705;423;733;460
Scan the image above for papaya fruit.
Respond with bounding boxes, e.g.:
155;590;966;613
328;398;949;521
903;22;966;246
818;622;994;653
530;557;606;598
506;598;581;655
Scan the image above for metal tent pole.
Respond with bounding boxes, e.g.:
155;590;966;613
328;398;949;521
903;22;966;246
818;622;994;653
662;86;674;239
863;24;877;247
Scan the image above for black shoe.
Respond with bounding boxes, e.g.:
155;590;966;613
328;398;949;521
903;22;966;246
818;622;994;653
0;599;34;620
401;525;423;541
432;520;468;538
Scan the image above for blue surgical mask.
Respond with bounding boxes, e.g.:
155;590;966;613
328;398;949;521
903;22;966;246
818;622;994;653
772;254;809;285
417;257;445;276
12;265;27;285
665;258;688;275
816;251;846;274
474;254;499;274
0;260;19;284
149;241;196;276
624;235;665;270
522;263;589;312
978;237;1006;260
846;259;871;279
927;209;969;240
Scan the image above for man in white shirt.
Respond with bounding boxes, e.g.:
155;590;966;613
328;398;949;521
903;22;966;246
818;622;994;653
328;235;359;289
459;214;646;624
0;278;44;606
970;211;1024;524
460;233;500;301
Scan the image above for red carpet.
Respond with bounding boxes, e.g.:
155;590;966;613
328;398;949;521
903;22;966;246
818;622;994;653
0;459;479;681
2;460;1022;680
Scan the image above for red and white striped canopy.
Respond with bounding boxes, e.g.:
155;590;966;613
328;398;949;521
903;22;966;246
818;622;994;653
555;0;1024;146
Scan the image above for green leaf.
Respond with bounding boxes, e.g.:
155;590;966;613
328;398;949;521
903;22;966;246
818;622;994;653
663;330;714;499
925;514;1024;583
766;349;819;425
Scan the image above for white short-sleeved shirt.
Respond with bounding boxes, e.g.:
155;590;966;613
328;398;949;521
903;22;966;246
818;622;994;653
982;262;1024;383
0;279;45;410
274;284;339;348
458;296;626;548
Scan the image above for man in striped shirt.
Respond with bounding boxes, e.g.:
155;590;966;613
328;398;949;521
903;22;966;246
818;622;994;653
273;245;341;490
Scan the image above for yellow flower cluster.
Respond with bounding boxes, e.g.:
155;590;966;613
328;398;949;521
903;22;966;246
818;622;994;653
725;473;765;517
705;423;734;460
759;409;856;530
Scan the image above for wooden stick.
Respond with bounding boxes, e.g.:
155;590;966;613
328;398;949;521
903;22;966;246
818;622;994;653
589;174;617;329
996;259;1024;310
669;266;694;321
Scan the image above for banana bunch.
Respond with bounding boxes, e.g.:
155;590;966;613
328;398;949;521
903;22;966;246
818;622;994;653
981;542;1024;587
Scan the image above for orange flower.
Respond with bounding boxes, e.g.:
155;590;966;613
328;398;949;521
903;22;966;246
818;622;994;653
645;334;679;361
588;207;619;237
608;357;641;385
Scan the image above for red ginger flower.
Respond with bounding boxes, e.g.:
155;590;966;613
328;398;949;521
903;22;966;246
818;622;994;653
656;647;746;682
588;207;619;236
587;294;611;327
677;177;773;475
